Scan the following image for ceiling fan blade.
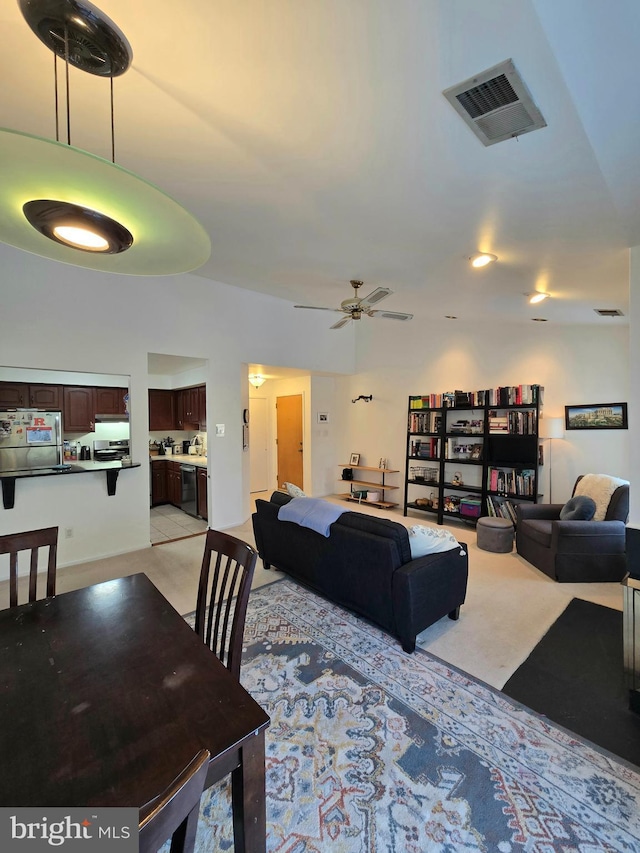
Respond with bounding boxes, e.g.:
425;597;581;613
294;305;343;312
369;310;413;321
331;316;352;329
359;287;392;309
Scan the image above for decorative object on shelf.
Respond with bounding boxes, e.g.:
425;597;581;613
539;417;564;503
248;374;265;388
317;412;329;423
4;0;210;275
352;395;373;403
295;279;412;330
378;457;386;469
452;472;463;486
564;403;628;430
349;453;360;466
342;468;353;480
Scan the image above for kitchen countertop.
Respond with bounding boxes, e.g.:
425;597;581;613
149;454;207;468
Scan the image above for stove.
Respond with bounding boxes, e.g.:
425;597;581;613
93;439;130;461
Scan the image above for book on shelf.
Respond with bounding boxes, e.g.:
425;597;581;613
487;467;535;496
408;410;442;433
486;496;518;524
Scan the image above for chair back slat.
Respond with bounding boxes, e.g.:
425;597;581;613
0;527;58;608
195;529;257;680
139;749;210;853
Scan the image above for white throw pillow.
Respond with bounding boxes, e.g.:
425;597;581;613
284;482;306;498
408;524;463;558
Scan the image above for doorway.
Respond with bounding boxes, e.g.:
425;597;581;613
276;394;303;490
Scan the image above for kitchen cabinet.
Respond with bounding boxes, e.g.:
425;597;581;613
95;387;127;415
197;466;208;520
0;383;29;408
176;387;200;429
150;459;168;505
198;385;207;429
28;384;62;409
63;386;96;433
149;389;175;431
167;461;182;507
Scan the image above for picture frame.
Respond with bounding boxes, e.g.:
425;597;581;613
317;412;329;424
564;403;628;430
470;443;483;460
349;452;360;466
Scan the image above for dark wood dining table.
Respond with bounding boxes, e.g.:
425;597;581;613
0;572;270;852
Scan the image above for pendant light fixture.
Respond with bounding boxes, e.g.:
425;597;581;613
0;0;210;275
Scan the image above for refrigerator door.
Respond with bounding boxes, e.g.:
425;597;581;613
0;411;62;472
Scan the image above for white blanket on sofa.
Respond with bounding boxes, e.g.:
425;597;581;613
573;473;628;521
278;497;347;537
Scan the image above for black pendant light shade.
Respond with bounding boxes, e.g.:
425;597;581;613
23;199;133;253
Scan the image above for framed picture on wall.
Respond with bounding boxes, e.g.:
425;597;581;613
564;402;628;430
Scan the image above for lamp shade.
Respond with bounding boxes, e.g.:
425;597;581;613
539;417;564;440
248;374;265;388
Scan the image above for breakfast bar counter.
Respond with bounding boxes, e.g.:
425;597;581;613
0;459;142;509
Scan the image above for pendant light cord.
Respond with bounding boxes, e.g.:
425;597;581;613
110;76;115;163
64;25;71;145
53;53;59;143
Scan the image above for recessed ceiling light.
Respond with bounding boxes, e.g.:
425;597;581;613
470;253;497;268
23;200;133;254
529;292;549;304
531;317;548;322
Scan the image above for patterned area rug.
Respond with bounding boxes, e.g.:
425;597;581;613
186;579;640;852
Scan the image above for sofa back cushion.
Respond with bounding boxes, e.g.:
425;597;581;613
559;495;596;521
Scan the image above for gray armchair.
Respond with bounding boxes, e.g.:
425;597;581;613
515;475;629;582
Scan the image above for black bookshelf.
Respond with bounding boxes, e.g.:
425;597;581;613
404;386;543;526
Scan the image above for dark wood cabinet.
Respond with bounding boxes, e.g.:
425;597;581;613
151;460;168;505
176;388;199;429
28;384;62;409
95;387;127;415
197;466;208;521
198;385;207;429
63;386;96;433
167;461;182;507
0;383;29;408
149;389;175;431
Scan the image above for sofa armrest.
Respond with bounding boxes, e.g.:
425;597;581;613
517;503;563;522
551;519;626;554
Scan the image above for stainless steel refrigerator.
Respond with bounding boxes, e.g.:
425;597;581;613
0;410;63;472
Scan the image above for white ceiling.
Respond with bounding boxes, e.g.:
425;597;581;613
2;0;639;326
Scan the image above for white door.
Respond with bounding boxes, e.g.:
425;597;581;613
249;397;269;492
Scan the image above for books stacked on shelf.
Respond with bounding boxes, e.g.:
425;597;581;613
408;410;442;433
410;437;440;459
449;417;483;434
507;409;537;434
446;438;483;460
488;414;509;433
485;385;543;406
486;495;518;525
409;394;443;409
487;467;535;496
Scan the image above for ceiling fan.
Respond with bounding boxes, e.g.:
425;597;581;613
294;280;413;329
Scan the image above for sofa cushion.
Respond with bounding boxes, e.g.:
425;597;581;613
337;512;412;564
559;495;596;521
408;525;462;558
574;474;629;521
520;519;552;548
284;482;306;498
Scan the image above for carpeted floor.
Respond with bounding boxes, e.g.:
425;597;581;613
502;597;640;769
185;580;640;852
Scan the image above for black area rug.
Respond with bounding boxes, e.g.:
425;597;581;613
502;597;640;767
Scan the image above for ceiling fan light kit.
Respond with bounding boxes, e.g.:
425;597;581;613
1;0;211;275
295;279;413;329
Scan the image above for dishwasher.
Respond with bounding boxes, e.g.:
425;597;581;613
180;464;198;518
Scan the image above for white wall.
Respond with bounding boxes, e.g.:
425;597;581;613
328;318;629;507
0;244;354;566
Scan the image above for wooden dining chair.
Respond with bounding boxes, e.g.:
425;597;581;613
195;528;258;680
139;749;210;853
0;526;58;608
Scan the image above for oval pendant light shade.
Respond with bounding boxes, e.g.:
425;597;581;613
0;128;211;275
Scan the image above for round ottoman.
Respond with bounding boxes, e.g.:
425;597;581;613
477;516;514;553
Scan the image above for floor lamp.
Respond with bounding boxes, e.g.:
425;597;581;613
539;417;564;503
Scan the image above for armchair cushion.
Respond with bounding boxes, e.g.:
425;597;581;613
559;495;596;521
521;519;553;548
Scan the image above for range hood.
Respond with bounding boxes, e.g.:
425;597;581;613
94;413;129;423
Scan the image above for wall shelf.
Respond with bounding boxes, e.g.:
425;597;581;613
338;464;399;509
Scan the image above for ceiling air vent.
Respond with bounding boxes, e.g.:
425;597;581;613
594;308;624;317
443;59;547;146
